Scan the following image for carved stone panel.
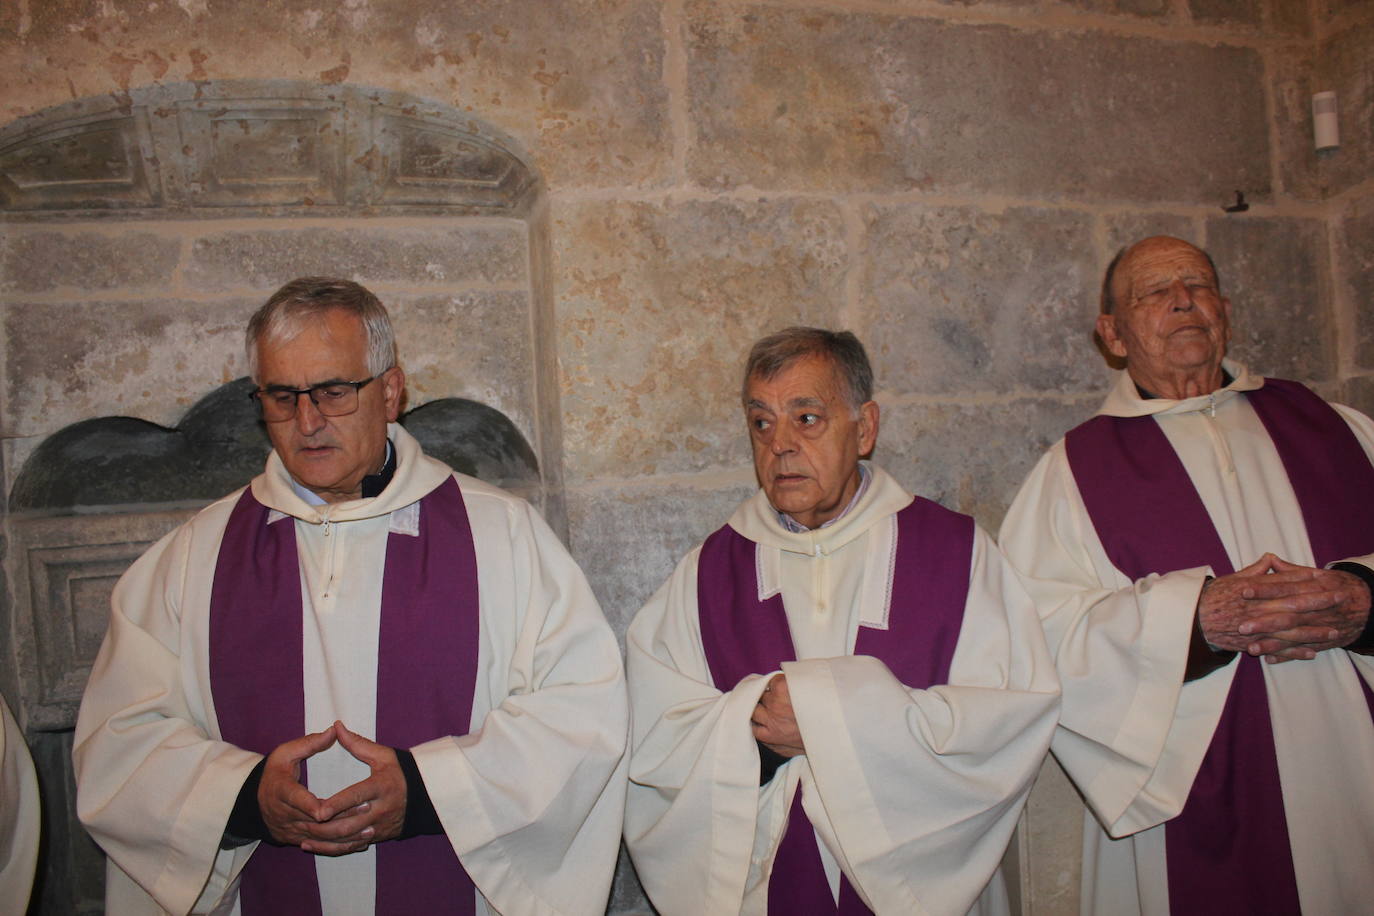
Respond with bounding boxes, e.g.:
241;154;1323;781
177;98;348;208
9;509;198;731
0;109;161;211
0;81;537;216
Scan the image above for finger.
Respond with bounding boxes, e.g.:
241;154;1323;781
1236;553;1279;576
286;725;340;761
300;827;376;857
333;722;386;765
301;807;378;841
318;778;379;822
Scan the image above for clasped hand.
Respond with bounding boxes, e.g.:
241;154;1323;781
1198;553;1371;663
751;673;806;757
258;720;408;856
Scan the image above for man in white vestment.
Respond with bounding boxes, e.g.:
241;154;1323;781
74;278;628;915
1000;236;1374;915
625;327;1060;916
0;692;40;913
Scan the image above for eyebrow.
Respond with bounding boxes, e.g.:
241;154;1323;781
262;377;354;390
747;396;826;411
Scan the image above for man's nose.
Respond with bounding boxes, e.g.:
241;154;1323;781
771;423;797;455
294;392;326;435
1167;279;1196;310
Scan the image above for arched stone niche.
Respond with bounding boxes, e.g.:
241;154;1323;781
0;81;561;912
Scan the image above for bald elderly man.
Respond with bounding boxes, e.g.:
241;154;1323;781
1000;236;1374;915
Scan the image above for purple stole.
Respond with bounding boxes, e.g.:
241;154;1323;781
1064;378;1374;916
209;477;480;915
696;496;974;915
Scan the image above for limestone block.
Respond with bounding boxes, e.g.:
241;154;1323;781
1346;376;1374;420
565;476;756;638
1205;217;1330;382
1275;19;1373;200
686;3;1269;202
389;290;537;439
877;394;1101;531
859;204;1101;398
610;849;655;915
2;297;257;438
1104;214;1201;263
0;0;670;191
1337;198;1374;372
1;227;181;294
184;222;528;292
1189;0;1263;29
554;198;847;483
1021;756;1084;916
1057;0;1168;17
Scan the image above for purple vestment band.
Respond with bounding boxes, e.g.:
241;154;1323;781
1064;378;1374;915
210;476;480;915
697;496;975;914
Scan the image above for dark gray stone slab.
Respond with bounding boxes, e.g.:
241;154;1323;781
1;227;181;293
686;3;1271;202
1205;216;1331;383
9;379;539;511
858;203;1102;397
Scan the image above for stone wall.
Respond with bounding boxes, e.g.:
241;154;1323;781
3;0;1371;913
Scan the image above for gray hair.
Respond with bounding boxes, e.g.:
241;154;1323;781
742;327;874;413
246;277;397;381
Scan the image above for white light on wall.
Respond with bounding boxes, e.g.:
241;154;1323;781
1313;91;1339;151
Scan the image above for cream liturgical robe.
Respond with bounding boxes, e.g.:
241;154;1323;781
625;464;1060;916
999;363;1374;915
0;693;40;913
73;424;628;916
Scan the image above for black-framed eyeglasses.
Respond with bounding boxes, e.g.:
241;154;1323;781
249;377;377;421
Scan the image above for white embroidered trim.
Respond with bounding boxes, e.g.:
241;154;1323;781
755;542;782;601
858;513;897;630
390;501;421;537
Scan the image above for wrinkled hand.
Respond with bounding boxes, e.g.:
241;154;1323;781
258;727;335;847
751;674;805;758
304;722;408;856
1198;553;1371;663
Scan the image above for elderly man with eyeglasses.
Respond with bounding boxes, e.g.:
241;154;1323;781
1000;237;1374;914
73;278;628;916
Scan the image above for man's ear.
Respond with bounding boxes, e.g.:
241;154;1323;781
858;400;879;457
1095;313;1128;360
382;366;406;422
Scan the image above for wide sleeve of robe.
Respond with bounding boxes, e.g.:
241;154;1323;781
409;490;629;916
999;443;1238;838
0;693;41;914
625;529;1059;916
73;496;263;915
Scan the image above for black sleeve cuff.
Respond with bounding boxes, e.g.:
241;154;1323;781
1332;562;1374;655
222;759;272;849
757;741;789;786
396;748;443;839
1186;579;1237;682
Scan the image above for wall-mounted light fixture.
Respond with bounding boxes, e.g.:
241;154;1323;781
1313;91;1339;152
